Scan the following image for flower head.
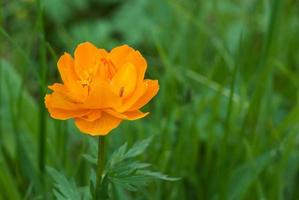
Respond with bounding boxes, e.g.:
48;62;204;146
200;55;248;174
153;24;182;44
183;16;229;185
45;42;159;136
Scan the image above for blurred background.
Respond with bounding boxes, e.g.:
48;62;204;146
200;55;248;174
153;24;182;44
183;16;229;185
1;0;299;199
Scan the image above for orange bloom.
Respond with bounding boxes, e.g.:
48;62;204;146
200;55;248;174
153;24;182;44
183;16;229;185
45;42;159;136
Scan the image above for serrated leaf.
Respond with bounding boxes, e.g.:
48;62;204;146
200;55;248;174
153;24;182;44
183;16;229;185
136;170;181;181
107;143;128;168
109;161;151;175
125;136;153;158
105;137;179;194
109;176;147;192
47;167;82;200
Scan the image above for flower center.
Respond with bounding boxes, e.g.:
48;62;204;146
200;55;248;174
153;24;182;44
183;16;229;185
80;78;92;87
80;69;94;87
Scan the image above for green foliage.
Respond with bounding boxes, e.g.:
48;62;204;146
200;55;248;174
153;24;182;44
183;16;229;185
47;167;91;200
85;137;178;198
1;0;299;199
106;137;179;193
50;138;178;199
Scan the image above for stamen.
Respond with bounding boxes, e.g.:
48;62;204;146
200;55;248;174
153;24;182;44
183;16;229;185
101;58;117;80
119;87;125;97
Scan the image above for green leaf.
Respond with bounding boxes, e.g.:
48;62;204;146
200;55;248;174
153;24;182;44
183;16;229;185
109;161;151;175
136;170;181;181
109;175;147;192
106;137;179;193
109;169;179;192
47;167;91;200
107;143;128;168
125;136;153;159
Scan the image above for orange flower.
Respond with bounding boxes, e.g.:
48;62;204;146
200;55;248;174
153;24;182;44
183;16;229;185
45;42;159;136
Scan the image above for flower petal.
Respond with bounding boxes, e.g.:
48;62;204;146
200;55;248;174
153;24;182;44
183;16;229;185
74;42;104;80
46;107;89;120
98;48;108;58
125;50;147;83
45;95;89;119
56;53;89;102
83;79;121;109
45;93;79;110
75;113;122;136
105;109;149;120
109;45;147;82
48;83;88;103
114;80;147;112
81;110;102;122
111;63;137;98
48;83;66;92
109;45;134;67
57;53;78;86
129;80;159;111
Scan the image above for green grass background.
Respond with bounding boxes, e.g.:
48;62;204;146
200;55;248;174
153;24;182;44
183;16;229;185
1;0;299;199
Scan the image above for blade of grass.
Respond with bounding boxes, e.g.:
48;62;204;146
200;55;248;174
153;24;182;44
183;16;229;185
0;27;40;82
169;0;234;70
219;33;242;199
2;61;41;195
46;41;58;62
0;153;22;200
184;68;247;107
241;0;282;137
36;0;48;177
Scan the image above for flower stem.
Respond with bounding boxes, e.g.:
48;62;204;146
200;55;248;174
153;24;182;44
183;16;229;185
96;136;105;195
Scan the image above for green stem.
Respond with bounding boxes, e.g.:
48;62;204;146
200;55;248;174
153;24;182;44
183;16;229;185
95;136;105;196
